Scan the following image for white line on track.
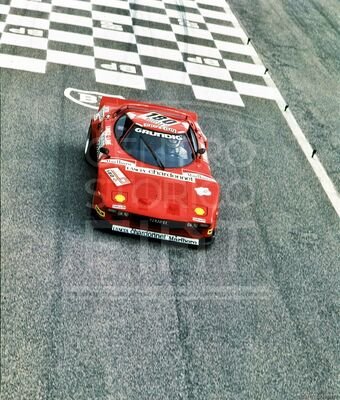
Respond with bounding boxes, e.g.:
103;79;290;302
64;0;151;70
223;3;340;217
275;91;340;217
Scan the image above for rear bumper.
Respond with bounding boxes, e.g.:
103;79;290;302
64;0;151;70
91;210;214;246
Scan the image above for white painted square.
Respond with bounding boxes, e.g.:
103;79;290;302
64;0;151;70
94;47;141;65
47;50;95;69
49;30;94;47
95;69;146;90
164;0;198;9
0;54;46;73
1;32;48;50
133;26;177;42
6;15;50;30
10;0;52;13
194;0;222;6
92;0;130;10
199;8;234;22
185;62;232;81
234;81;280;100
215;41;257;56
50;12;93;28
130;10;170;25
93;28;136;45
130;0;165;10
52;0;92;11
137;44;183;62
0;5;10;15
142;65;191;85
177;42;221;59
166;9;205;24
207;24;247;40
224;60;266;76
172;24;213;41
192;85;245;107
92;11;132;26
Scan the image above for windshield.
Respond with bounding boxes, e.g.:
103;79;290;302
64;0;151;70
115;116;195;168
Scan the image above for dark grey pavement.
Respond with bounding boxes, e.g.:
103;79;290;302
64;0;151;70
228;0;340;190
1;2;339;400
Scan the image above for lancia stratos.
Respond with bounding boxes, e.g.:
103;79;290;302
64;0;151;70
85;97;220;246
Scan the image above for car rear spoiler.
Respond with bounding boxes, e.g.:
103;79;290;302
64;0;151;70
99;96;198;122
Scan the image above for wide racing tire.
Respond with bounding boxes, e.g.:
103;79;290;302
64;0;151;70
85;125;97;167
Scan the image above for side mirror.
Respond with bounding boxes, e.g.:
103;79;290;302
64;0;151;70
99;147;109;156
197;148;206;155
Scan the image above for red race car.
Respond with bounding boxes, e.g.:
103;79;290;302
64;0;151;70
85;97;220;246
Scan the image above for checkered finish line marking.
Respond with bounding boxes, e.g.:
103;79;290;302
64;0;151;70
0;0;279;106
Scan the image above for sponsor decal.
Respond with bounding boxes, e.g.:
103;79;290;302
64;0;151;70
111;204;126;210
150;218;168;225
143;123;177;133
183;172;216;182
97;127;112;157
125;165;195;182
101;160;216;184
111;224;199;245
105;168;131;187
104;126;112;144
193;217;206;223
135;127;183;141
100;158;135;166
143;112;178;126
195;187;212;196
94;106;110;122
138;112;189;132
95;204;105;217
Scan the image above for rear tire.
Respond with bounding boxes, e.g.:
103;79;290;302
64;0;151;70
85;125;97;167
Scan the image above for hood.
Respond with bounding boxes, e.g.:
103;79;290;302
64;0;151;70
98;160;219;224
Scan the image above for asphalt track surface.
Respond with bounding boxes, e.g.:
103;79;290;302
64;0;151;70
1;1;339;399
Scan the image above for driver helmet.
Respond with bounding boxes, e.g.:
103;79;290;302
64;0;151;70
167;136;182;149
